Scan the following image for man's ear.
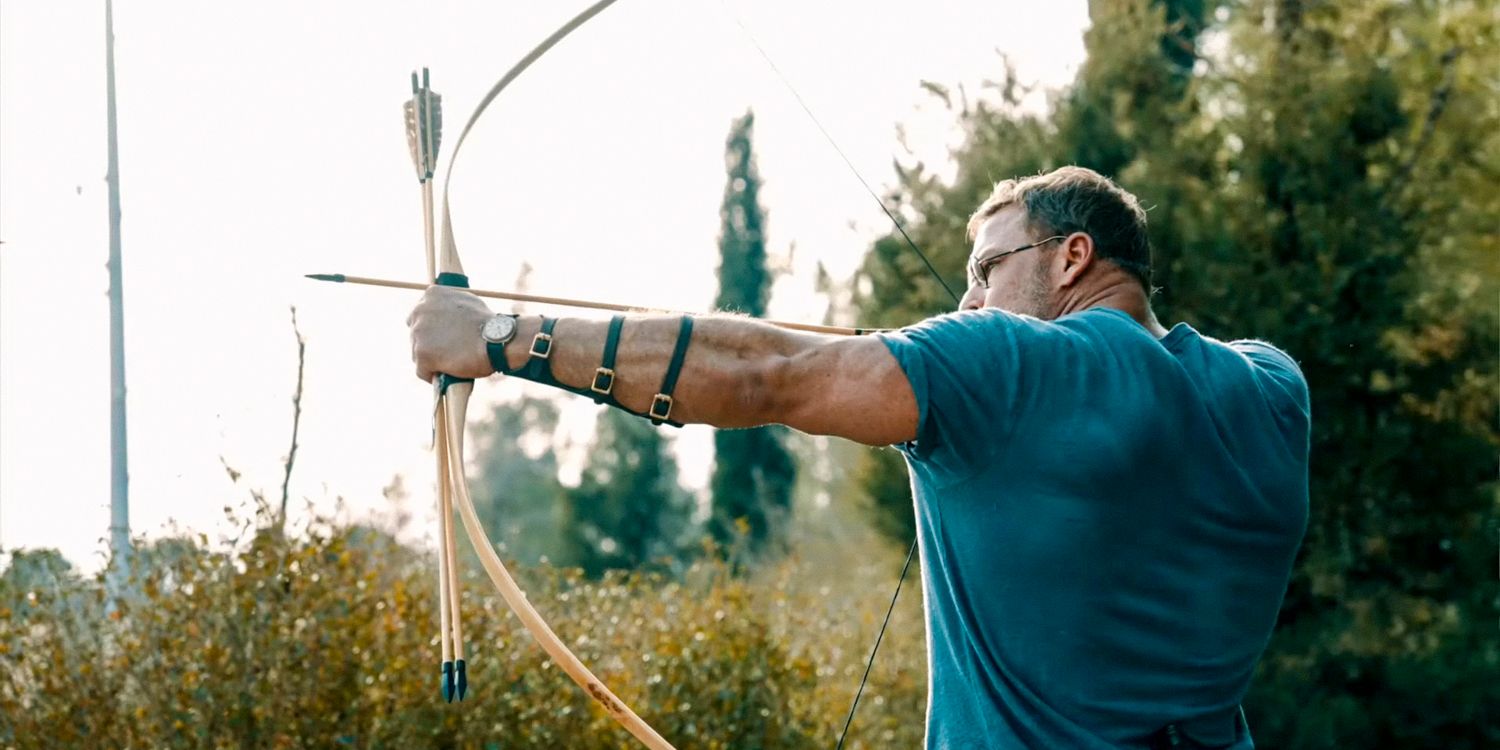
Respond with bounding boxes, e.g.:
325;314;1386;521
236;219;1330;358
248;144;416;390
1058;232;1094;287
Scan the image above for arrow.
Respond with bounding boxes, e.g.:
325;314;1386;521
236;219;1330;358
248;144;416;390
305;273;889;336
405;67;466;703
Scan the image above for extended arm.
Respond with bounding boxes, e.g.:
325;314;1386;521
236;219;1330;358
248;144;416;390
409;287;918;446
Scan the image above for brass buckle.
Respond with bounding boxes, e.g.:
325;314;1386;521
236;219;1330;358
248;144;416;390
649;394;673;421
529;332;553;359
591;367;616;395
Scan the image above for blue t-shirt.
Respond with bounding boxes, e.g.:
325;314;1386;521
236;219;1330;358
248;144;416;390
876;307;1309;750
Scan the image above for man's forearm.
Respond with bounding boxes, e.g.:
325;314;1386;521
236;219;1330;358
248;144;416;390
504;314;821;428
409;285;916;444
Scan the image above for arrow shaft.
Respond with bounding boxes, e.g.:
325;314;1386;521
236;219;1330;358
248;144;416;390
311;273;887;336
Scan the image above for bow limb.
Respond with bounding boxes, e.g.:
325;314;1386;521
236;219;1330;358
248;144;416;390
432;255;673;749
428;1;675;747
433;406;456;687
439;387;674;749
436;0;622;273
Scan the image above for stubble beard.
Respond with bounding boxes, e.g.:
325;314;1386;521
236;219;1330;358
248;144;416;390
1021;252;1055;319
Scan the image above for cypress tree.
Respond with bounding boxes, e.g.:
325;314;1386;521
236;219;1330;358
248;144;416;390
708;111;797;561
561;408;692;577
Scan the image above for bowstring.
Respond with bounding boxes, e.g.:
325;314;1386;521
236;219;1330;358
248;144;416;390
835;537;918;750
721;8;963;307
719;6;965;748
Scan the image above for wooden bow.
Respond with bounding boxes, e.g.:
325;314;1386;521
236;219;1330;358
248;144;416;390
416;1;676;747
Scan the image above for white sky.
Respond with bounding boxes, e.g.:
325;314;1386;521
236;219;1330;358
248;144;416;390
0;0;1087;573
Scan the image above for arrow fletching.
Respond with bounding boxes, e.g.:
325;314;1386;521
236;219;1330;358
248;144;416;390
404;74;423;180
404;71;444;181
421;68;443;179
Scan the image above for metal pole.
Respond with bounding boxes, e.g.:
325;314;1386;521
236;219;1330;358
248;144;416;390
104;0;131;596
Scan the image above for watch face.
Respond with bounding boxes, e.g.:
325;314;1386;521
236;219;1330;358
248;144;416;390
482;315;517;343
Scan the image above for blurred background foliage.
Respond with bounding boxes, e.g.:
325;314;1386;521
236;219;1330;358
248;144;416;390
3;0;1495;747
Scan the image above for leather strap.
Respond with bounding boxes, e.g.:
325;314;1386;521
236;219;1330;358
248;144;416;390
519;317;559;381
501;314;689;429
648;316;694;425
590;315;626;400
486;340;512;375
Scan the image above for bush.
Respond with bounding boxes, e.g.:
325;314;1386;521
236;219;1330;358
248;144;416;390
0;513;927;749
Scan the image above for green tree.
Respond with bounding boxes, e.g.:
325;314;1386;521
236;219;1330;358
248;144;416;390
1195;3;1498;746
468;395;568;565
708;111;797;562
561;407;694;577
0;549;82;618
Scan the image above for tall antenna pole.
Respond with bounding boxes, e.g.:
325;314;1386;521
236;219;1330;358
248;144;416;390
104;0;131;597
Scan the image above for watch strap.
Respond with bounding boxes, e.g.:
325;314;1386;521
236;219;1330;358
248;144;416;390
486;340;512;375
484;314;520;375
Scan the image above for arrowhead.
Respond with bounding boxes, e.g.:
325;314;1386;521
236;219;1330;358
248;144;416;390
455;658;468;701
304;273;345;282
441;660;455;703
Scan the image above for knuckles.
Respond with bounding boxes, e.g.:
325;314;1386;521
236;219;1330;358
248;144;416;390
406;286;490;383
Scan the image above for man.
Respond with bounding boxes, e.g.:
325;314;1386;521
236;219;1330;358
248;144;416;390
409;166;1309;749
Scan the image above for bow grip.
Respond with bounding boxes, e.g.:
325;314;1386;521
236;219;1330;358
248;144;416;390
435;271;475;395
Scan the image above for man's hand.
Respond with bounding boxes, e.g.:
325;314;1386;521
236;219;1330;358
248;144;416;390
408;286;496;381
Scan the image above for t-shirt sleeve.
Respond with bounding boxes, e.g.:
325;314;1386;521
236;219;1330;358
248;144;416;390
1232;340;1311;417
1230;340;1312;457
875;309;1043;478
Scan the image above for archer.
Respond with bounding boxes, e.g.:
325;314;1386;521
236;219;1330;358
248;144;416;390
408;166;1308;750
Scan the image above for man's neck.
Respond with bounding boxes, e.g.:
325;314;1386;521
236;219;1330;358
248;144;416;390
1062;279;1170;339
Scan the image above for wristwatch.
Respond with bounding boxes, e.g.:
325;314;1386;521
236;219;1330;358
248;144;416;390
481;314;519;374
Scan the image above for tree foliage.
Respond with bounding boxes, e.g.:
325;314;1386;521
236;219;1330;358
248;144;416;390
709;111;798;562
561;407;695;577
468;395;568;566
0;507;926;749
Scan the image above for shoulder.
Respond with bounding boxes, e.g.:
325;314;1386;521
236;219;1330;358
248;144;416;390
1229;338;1302;373
1167;328;1311;432
874;309;1062;389
879;307;1098;350
1226;338;1310;414
876;308;1155;385
872;309;1123;464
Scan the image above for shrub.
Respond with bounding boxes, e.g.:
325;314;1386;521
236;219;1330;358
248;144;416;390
0;514;926;749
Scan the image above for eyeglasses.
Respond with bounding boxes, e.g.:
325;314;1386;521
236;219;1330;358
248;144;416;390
966;235;1067;289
